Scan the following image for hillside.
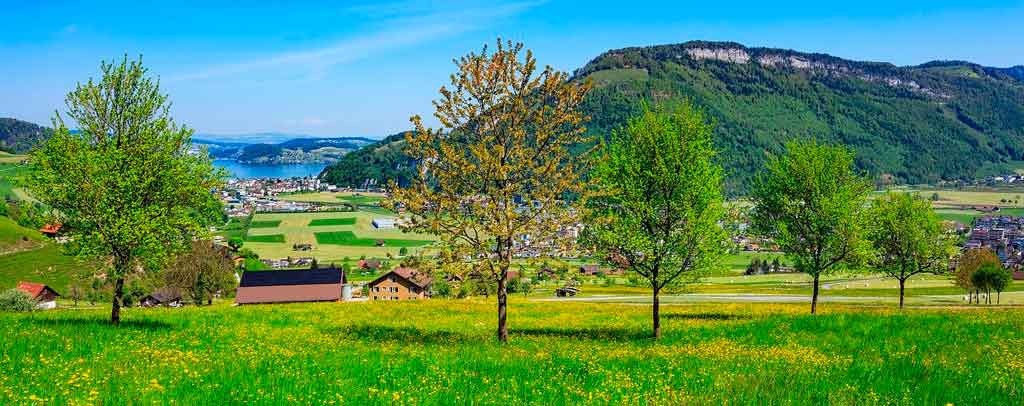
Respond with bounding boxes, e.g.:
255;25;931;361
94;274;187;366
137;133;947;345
0;118;52;154
320;41;1024;192
194;137;376;164
318;132;417;188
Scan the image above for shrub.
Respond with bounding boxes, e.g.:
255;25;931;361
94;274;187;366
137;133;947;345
0;288;36;312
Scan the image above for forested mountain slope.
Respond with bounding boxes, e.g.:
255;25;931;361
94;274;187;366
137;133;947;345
324;41;1024;192
0;118;52;154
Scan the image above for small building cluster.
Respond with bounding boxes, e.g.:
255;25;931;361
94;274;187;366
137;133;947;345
964;215;1024;274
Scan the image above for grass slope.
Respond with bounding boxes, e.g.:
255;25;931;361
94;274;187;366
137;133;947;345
1;301;1021;404
0;244;92;292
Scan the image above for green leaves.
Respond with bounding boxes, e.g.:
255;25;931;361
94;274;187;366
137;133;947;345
27;56;224;279
866;192;956;281
588;102;728;290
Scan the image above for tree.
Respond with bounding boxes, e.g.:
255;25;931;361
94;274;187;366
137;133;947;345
587;104;727;339
750;141;871;314
867;192;957;309
955;248;1000;304
28;57;223;323
989;265;1012;304
387;39;592;343
164;241;236;305
398;247;409;257
228;237;243;252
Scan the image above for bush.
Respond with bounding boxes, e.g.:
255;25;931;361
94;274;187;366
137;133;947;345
0;289;36;312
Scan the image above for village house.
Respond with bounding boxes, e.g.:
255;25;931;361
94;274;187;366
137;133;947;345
358;259;381;271
367;268;432;301
15;281;60;309
140;288;183;308
235;267;345;305
39;224;62;238
579;264;601;276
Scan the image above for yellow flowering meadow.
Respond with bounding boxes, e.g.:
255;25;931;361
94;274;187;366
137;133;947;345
1;300;1021;405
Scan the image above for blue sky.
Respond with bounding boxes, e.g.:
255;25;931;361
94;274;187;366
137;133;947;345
2;0;1022;139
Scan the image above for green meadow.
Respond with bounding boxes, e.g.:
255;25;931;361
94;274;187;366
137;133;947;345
1;301;1021;405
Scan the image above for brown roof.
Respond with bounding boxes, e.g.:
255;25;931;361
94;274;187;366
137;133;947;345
39;224;62;234
370;268;433;288
16;281;59;299
235;268;344;305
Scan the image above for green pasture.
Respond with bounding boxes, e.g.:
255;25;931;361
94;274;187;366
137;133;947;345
1;301;1022;404
308;217;357;226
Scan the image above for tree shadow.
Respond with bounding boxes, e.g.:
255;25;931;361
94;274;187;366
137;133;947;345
20;317;175;331
511;327;650;341
661;312;751;321
329;324;474;344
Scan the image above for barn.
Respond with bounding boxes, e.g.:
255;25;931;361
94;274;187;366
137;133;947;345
235;267;345;305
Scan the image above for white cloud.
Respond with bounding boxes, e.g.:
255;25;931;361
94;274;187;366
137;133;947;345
168;1;542;82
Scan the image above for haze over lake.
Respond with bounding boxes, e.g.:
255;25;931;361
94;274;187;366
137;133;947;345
213;159;326;179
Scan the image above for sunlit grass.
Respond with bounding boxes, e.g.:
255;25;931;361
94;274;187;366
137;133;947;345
1;301;1022;404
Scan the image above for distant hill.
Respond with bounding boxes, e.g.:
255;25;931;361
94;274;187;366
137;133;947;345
318;132;416;188
320;41;1024;192
193;136;377;164
0;118;52;154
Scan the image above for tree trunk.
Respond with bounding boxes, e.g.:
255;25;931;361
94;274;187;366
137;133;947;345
810;273;820;314
898;278;906;310
652;286;661;340
111;277;125;325
497;270;508;343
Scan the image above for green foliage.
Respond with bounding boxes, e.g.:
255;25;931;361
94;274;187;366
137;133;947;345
867;192;958;308
27;56;223;322
227;237;243;251
587;103;728;338
0;288;35;312
750;141;872;313
589;104;728;288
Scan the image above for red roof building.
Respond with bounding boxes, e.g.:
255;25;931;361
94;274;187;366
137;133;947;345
39;224;63;237
15;281;60;308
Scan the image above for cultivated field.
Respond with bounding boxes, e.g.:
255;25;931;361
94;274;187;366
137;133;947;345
243;211;437;261
1;300;1022;404
277;191;385;206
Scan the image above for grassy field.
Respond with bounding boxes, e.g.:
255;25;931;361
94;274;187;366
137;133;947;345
243;211;437;261
1;300;1022;404
278;191;386;206
248;220;282;229
308;217;357;226
244;234;286;243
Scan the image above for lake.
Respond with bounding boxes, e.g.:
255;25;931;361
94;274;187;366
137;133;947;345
213;159;327;179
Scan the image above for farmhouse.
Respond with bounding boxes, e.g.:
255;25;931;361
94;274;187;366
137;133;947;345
39;223;62;238
140;289;183;308
372;218;396;229
358;259;381;271
15;281;60;309
368;268;432;300
579;264;600;276
235;267;345;305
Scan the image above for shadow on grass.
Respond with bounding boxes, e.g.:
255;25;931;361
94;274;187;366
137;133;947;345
512;327;650;341
20;317;175;331
330;324;651;343
330;324;474;344
661;312;752;321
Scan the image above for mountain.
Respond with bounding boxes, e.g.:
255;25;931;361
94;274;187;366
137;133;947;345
0;118;52;154
320;41;1024;192
193;136;377;164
